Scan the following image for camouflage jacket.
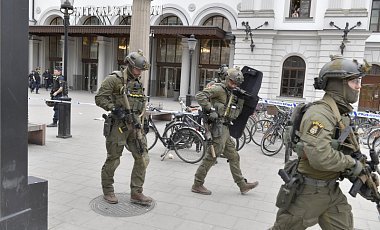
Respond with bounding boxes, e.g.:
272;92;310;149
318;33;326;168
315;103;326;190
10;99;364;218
298;94;356;180
95;71;146;119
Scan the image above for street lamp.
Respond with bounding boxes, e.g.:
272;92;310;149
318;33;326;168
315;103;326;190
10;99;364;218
60;0;74;82
241;21;268;52
58;0;74;139
186;34;197;107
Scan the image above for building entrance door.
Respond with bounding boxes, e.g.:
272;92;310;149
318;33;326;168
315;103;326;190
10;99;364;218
83;63;98;92
157;67;181;98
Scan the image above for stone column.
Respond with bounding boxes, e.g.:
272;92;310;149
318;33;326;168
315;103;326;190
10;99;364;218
97;36;107;92
179;38;190;100
129;0;152;93
1;0;47;229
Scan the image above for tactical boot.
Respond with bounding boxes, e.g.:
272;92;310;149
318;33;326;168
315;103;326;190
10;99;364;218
103;192;118;204
130;193;153;205
240;181;259;194
191;184;212;195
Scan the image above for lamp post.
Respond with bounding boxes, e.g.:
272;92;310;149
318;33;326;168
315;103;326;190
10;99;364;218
58;0;74;139
60;0;74;82
329;21;361;55
241;21;268;52
186;34;197;107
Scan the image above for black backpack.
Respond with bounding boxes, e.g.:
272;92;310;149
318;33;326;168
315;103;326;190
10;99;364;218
285;102;313;151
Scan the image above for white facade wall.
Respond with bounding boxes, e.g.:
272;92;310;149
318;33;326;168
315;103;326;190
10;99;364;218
28;0;380;104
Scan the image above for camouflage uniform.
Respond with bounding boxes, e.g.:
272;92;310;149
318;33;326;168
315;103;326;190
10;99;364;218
272;94;356;230
192;68;259;195
272;56;365;230
95;50;151;204
95;71;149;196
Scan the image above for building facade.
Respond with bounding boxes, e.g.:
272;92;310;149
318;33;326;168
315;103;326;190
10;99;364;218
29;0;380;110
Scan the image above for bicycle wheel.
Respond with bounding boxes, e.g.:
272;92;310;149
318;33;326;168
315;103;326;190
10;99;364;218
146;125;158;150
372;135;380;153
171;127;206;164
244;126;252;144
261;130;284;156
251;119;272;146
234;131;246;151
367;128;380;149
163;121;187;138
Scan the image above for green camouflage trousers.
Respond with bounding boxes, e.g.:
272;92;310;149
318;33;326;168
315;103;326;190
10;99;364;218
271;182;353;230
101;122;149;195
194;125;246;188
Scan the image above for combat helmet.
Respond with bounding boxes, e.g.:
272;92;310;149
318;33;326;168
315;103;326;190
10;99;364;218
314;55;362;90
225;67;244;86
124;50;150;70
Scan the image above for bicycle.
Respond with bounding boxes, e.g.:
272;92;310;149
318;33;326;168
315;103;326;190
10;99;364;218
145;108;206;164
260;106;291;156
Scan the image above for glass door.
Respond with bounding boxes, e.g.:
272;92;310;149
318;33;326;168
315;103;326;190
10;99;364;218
83;63;98;92
157;67;181;97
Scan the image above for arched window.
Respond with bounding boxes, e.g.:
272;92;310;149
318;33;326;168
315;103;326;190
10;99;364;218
157;16;183;63
120;16;132;25
154;16;183;97
280;56;306;98
83;16;101;25
159;15;183;25
199;15;231;90
82;17;99;60
49;17;64;67
117;16;132;64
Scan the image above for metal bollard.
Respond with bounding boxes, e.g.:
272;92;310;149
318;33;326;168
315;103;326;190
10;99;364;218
57;97;72;138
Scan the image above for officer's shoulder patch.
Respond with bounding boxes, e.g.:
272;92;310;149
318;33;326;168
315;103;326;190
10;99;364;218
306;121;324;137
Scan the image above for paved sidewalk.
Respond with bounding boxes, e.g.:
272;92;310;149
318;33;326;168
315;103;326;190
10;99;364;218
27;90;379;230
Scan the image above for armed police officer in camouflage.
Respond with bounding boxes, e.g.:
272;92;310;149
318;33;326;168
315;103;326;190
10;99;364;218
95;50;153;205
191;67;259;195
271;56;379;229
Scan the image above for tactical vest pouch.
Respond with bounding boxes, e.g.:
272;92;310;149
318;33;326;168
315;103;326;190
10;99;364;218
275;159;303;209
103;114;112;137
211;122;223;138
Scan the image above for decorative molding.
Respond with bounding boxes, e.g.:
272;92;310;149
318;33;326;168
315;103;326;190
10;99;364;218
325;8;368;17
238;9;274;18
188;3;196;12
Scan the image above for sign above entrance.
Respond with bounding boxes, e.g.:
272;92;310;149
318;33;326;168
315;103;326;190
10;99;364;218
74;5;163;17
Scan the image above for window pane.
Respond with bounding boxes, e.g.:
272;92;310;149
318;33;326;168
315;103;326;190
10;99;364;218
281;56;305;98
166;38;176;62
90;37;98;59
210;40;221;64
200;40;210;64
374;1;380;9
82;37;89;58
175;39;182;63
157;39;167;62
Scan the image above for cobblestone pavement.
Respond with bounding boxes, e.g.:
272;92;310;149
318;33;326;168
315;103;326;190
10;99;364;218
27;90;380;230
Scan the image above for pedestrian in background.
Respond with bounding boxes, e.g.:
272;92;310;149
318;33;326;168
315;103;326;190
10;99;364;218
43;69;52;91
47;66;65;127
34;68;41;94
95;50;153;205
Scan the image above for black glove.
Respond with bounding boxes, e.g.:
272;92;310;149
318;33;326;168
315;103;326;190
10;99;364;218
351;151;365;161
111;107;126;120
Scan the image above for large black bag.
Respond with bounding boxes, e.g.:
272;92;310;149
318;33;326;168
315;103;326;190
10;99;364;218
230;66;262;139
